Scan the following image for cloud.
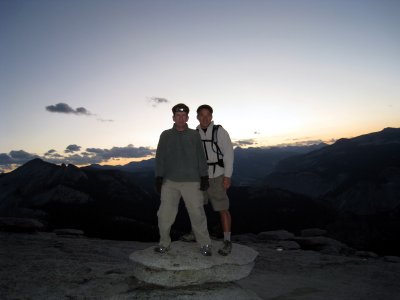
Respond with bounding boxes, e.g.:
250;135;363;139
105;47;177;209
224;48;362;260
46;103;114;122
0;153;13;164
233;139;257;147
65;144;81;153
9;150;39;162
0;145;155;172
148;97;169;107
281;137;326;146
0;150;40;172
97;118;114;122
46;103;93;115
45;149;57;155
86;144;154;160
44;149;64;159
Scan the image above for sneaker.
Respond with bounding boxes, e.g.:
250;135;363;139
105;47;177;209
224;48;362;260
180;231;196;242
200;244;212;256
218;240;232;256
154;245;170;253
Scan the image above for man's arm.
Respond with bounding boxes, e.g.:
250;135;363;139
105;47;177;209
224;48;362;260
195;132;209;177
155;132;166;178
219;127;234;179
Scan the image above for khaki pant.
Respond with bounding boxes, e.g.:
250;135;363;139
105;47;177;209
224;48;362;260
157;180;211;247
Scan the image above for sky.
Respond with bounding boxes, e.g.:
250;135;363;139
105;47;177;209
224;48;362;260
1;0;399;172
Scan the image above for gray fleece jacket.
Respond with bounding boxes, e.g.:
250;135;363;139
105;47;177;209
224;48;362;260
155;124;208;182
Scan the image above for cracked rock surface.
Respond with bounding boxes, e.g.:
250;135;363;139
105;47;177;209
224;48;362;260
1;232;400;300
130;241;258;287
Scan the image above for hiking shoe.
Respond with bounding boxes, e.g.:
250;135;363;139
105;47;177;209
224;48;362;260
180;232;196;242
218;240;232;256
200;244;212;256
154;245;170;253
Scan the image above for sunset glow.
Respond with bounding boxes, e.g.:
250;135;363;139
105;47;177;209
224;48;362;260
1;0;399;172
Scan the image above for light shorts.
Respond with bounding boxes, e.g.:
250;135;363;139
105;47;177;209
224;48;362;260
205;175;230;211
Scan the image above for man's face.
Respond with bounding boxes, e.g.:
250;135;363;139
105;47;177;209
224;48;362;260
197;109;212;129
173;112;189;126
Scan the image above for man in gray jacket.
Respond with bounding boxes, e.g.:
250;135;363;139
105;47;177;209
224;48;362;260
196;104;234;255
154;103;212;256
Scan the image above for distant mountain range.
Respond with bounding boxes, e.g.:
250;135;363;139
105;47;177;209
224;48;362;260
264;127;400;215
1;127;399;255
0;159;160;241
84;143;327;186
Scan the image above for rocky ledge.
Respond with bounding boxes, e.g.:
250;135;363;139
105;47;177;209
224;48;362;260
130;241;258;287
1;225;400;299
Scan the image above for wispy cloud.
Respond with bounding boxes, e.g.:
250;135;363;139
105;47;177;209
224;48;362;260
97;118;114;122
45;149;57;155
45;103;114;122
46;103;93;115
279;138;326;147
148;97;169;107
233;139;257;147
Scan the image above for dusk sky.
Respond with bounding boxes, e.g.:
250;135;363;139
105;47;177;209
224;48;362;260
1;0;399;172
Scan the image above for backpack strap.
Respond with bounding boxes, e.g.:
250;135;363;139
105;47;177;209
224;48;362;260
199;125;224;174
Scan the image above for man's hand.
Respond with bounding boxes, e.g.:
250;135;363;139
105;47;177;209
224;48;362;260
155;177;163;194
223;177;231;190
200;176;209;191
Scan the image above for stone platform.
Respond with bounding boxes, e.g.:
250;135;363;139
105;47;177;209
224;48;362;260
129;240;258;287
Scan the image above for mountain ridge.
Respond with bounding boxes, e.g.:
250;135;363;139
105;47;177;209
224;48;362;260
1;127;399;255
264;127;400;214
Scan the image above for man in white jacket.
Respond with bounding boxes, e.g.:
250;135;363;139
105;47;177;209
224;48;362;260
196;104;234;255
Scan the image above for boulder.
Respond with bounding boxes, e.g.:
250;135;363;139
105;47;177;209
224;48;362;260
274;240;301;250
0;217;45;232
300;228;327;237
383;256;400;263
257;229;295;241
294;236;352;255
54;228;85;236
355;251;378;259
129;241;258;287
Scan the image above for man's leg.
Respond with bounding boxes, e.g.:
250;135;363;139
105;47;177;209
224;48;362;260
218;209;232;255
207;176;233;256
220;209;231;241
157;180;181;248
180;190;208;242
180;182;212;248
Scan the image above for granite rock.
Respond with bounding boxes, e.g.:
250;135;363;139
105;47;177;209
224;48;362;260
300;228;328;237
129;240;258;287
2;232;400;299
257;229;295;241
0;217;45;232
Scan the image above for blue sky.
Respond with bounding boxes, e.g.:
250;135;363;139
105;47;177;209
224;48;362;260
1;0;399;172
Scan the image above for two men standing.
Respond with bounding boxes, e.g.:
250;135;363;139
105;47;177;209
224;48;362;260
154;103;234;256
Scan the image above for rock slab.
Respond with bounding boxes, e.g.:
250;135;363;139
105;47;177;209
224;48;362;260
129;241;258;287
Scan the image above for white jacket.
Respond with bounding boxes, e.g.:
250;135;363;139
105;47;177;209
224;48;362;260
196;121;234;178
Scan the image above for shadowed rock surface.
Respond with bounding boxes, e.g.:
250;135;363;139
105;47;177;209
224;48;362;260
130;241;258;287
1;231;400;299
